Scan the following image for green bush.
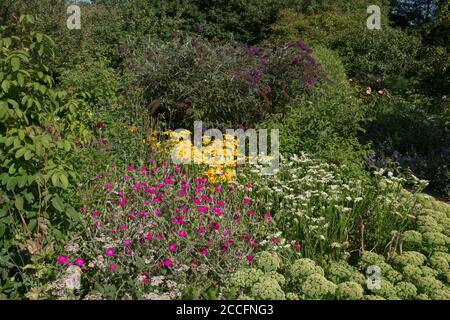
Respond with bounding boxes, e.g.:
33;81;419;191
0;16;91;297
59;58;118;109
260;46;368;169
129;36;323;130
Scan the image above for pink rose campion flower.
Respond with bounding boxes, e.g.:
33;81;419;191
74;258;85;266
163;259;172;267
109;263;117;271
169;244;177;252
199;248;208;255
106;248;115;257
178;230;186;237
56;255;68;264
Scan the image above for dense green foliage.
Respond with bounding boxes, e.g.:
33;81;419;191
0;0;448;300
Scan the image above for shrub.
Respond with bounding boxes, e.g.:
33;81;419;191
0;16;91;297
59;58;118;109
260;46;368;169
129;36;323;130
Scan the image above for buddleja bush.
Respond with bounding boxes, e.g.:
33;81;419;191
129;36;323;130
0;16;91;260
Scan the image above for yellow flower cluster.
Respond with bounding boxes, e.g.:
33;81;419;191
164;130;240;183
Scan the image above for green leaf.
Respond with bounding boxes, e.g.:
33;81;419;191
28;219;37;232
59;174;69;189
24;150;32;161
3;38;12;48
17;73;24;86
6;177;17;191
1;80;10;93
51;173;59;187
63;140;71;152
51;195;64;212
36;33;43;43
15;196;24;211
11;57;20;71
15;147;27;159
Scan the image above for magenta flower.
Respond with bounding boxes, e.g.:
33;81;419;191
163;259;172;267
122;239;132;247
74;258;84;266
198;205;208;213
56;255;68;264
109;263;117;271
103;185;113;189
127;165;135;171
243;197;251;205
212;222;220;230
178;230;186;237
106;248;115;257
169;244;177;252
199;248;208;255
246;255;253;262
197;227;205;234
145;233;153;240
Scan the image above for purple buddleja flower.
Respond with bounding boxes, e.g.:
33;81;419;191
306;76;316;87
245;68;262;84
306;56;318;68
245;46;261;56
289;40;312;53
194;23;205;33
191;39;198;49
118;47;125;55
259;58;269;65
287;55;302;64
260;86;272;95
